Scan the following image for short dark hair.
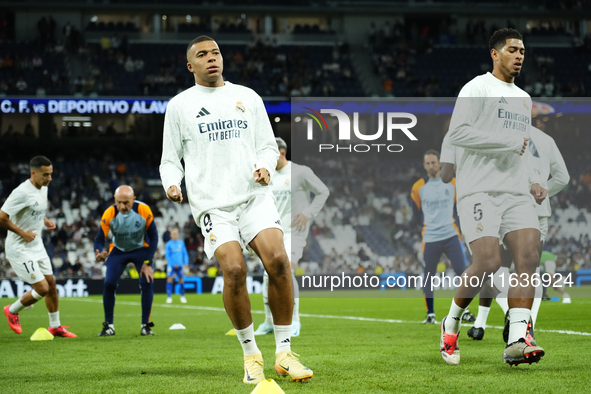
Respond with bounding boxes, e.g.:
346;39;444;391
424;149;440;161
489;28;523;51
30;155;52;170
186;35;215;57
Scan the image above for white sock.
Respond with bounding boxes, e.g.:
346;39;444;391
508;308;531;344
9;300;25;314
274;324;292;353
293;298;300;323
444;300;465;334
474;306;490;329
263;273;273;324
49;311;61;329
495;296;509;314
235;323;260;356
531;271;543;326
292;271;300;322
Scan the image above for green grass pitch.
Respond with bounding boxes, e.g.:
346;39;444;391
1;289;590;393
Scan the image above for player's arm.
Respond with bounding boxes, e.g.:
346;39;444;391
159;100;185;203
182;242;189;266
139;205;158;283
547;139;570;197
253;94;279;186
44;217;56;231
441;163;455;183
410;180;423;228
94;206;115;261
440;135;456;183
524;138;547;205
447;88;525;152
164;241;172;262
295;168;330;231
0;210;36;242
140;204;159;262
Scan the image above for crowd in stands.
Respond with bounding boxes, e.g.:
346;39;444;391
1;146;591;281
0;16;85;96
80;36;361;97
369;18;591;97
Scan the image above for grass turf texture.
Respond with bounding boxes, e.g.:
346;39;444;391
1;289;590;393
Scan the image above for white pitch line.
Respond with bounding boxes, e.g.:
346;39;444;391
68;298;591;336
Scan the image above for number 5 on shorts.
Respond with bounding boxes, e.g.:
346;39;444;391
474;203;483;221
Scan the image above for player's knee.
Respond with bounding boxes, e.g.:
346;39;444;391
223;263;247;286
514;247;540;273
264;250;290;277
104;280;118;292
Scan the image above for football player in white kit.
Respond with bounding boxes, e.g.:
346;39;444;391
160;36;312;384
441;124;570;344
438;28;547;367
1;156;77;338
254;137;330;337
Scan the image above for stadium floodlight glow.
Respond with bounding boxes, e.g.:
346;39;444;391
294;116;301;122
91;16;98;22
186;15;192;22
162;15;167;20
274;117;280;123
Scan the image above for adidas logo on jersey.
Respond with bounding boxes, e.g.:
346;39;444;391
196;107;210;118
498;97;508;104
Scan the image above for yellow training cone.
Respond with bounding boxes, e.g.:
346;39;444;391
30;328;54;341
225;328;237;336
250;379;286;394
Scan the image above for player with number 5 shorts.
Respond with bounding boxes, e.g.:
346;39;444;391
439;28;547;367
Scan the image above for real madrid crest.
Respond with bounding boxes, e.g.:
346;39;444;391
476;222;484;233
209;233;217;245
235;101;246;113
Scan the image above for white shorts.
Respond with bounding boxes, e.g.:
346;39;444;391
8;252;53;284
543;259;557;275
458;192;539;244
199;194;282;258
539;217;548;242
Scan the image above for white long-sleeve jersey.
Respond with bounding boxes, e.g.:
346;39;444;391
447;72;540;202
528;126;570;218
272;161;330;240
160;82;279;222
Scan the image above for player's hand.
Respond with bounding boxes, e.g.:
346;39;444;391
292;213;309;232
166;185;183;204
21;231;37;242
140;262;154;283
530;183;547;205
44;218;56;231
520;138;529;156
95;249;108;262
254;167;270;186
